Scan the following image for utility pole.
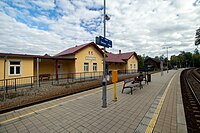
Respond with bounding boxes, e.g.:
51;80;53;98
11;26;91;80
160;55;164;76
102;0;107;108
167;47;169;73
163;46;172;73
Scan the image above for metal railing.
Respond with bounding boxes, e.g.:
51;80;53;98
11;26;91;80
0;76;34;92
0;69;139;92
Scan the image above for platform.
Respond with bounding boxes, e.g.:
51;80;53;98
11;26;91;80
0;69;187;133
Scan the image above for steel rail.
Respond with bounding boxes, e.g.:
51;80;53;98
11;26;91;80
191;69;200;84
185;69;200;106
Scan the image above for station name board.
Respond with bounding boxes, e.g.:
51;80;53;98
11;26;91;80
85;56;96;60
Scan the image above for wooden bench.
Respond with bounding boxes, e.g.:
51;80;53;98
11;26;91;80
39;74;51;81
122;77;142;95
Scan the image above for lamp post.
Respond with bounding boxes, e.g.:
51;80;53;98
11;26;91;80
102;0;110;108
160;55;164;76
163;46;172;73
3;56;6;101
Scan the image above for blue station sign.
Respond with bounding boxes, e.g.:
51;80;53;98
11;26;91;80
96;36;112;48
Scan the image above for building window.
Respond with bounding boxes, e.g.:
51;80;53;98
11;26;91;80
130;64;132;69
88;51;90;55
134;64;136;69
84;63;89;72
93;63;97;71
9;61;21;75
91;51;93;55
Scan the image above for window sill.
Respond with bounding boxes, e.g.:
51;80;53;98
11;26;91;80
8;74;21;77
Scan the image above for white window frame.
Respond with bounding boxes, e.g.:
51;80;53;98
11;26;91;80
134;64;136;69
84;63;89;72
93;63;97;71
9;60;21;76
130;64;132;69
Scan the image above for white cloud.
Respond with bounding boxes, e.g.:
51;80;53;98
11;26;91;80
30;0;55;10
56;0;76;14
0;0;199;58
0;12;63;55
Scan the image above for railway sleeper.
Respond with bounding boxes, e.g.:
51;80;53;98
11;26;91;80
195;115;200;118
191;103;197;106
193;110;200;113
189;98;195;101
190;100;196;103
192;107;198;109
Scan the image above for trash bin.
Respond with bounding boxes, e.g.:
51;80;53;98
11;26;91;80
147;74;151;82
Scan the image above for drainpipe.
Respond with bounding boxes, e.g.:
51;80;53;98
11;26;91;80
36;58;40;88
3;56;6;101
56;60;58;80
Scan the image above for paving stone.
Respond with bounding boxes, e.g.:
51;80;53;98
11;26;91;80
134;123;146;133
0;127;7;133
0;70;186;133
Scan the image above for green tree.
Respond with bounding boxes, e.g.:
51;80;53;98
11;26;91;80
170;50;200;68
138;55;144;70
170;55;178;67
163;57;168;63
193;48;200;67
154;56;160;60
194;48;199;54
185;52;193;67
195;27;200;46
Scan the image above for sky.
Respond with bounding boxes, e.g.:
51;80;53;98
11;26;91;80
0;0;200;58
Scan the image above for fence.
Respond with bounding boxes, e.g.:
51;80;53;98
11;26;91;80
0;69;139;92
0;71;105;92
0;76;35;92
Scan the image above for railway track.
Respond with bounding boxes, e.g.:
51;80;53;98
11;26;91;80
181;68;200;132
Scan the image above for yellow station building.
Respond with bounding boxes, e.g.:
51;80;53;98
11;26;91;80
54;42;104;73
0;42;138;81
106;50;139;73
0;54;34;80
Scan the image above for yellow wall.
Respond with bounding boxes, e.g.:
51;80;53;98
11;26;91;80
34;59;75;76
0;57;34;80
106;54;138;72
0;58;3;80
75;45;103;73
126;55;138;72
60;60;75;73
34;59;54;75
107;63;126;71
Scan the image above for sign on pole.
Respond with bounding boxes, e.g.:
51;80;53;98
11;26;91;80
96;36;112;48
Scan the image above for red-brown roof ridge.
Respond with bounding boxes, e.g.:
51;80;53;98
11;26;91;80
54;42;104;57
106;52;138;63
0;53;76;60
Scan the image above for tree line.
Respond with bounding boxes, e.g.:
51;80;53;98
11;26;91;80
170;49;200;68
138;27;200;69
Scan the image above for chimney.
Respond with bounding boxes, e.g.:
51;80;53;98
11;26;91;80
119;50;121;54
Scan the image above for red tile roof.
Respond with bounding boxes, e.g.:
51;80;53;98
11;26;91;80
0;53;38;58
0;53;76;60
54;42;104;57
106;52;138;63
